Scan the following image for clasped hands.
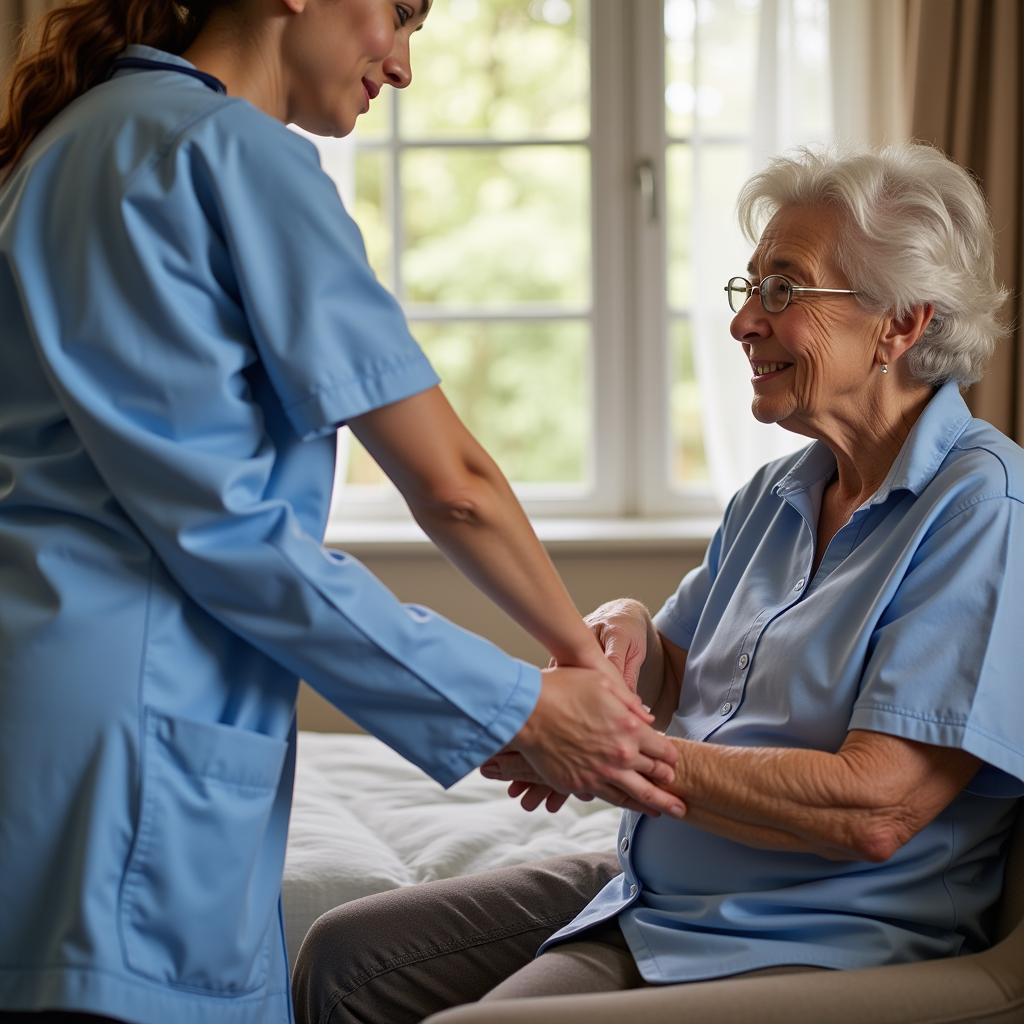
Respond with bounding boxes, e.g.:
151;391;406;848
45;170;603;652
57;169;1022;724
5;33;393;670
481;601;687;820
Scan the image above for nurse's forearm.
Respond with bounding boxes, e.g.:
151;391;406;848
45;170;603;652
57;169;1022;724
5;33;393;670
665;731;979;862
412;468;606;670
351;388;604;669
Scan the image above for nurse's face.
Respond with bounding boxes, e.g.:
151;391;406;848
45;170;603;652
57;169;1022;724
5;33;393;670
282;0;430;136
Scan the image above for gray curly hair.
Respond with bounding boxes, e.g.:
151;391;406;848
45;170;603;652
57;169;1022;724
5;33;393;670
736;143;1009;387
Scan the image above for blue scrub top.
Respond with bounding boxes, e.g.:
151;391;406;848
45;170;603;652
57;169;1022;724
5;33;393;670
542;380;1024;981
0;46;540;1023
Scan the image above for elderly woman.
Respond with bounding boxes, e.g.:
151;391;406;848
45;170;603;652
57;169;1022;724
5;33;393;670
292;143;1023;1024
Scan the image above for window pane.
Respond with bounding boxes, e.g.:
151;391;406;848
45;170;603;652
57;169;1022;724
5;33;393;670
664;0;694;137
401;147;590;308
344;433;388;488
669;317;708;486
344;320;590;487
353;150;392;286
669;143;750;316
696;142;752;287
666;144;694;310
402;0;590;140
790;0;831;139
666;0;760;139
355;88;391;140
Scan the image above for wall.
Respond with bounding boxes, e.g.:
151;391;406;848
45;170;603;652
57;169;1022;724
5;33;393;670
297;540;706;732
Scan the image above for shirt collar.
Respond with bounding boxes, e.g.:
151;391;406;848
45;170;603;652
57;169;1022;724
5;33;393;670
110;45;227;95
773;380;972;505
116;44;195;71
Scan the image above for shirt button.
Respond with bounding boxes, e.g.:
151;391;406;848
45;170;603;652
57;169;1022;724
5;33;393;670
620;837;630;855
720;702;733;715
629;883;638;897
738;653;749;669
794;577;806;591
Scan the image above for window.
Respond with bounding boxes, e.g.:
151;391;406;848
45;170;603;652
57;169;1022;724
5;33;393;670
312;0;832;527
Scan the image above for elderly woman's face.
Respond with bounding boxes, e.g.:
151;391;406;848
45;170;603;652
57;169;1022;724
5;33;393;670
731;205;883;434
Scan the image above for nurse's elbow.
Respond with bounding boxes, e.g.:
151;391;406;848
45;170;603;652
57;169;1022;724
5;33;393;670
416;466;500;529
433;488;487;527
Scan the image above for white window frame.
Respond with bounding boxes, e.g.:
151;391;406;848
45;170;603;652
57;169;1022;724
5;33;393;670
331;0;733;529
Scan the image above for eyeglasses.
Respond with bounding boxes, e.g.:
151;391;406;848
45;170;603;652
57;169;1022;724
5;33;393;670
724;275;859;314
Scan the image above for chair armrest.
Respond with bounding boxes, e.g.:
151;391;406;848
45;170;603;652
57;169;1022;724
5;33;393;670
426;938;1024;1024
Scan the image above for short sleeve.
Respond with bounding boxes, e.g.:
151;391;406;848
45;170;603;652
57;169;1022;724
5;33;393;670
652;459;794;650
190;107;438;439
653;517;727;650
850;495;1024;796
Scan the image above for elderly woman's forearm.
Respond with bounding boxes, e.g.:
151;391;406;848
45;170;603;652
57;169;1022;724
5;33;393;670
676;804;864;860
665;733;979;861
665;742;880;859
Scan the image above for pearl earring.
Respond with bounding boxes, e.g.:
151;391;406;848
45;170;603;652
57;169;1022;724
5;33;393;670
880;363;889;374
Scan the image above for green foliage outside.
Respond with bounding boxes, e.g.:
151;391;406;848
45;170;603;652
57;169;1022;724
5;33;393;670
401;147;589;307
346;318;589;486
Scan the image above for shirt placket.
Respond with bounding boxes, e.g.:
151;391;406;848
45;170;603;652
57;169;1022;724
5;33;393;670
709;505;817;732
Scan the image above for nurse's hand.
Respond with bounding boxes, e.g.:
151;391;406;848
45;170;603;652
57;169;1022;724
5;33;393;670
501;778;586;814
501;666;687;819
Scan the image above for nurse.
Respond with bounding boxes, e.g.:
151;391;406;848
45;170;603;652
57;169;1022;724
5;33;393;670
0;1;683;1022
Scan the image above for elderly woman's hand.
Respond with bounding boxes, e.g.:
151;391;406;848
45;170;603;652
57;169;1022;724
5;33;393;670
582;599;651;693
584;599;687;733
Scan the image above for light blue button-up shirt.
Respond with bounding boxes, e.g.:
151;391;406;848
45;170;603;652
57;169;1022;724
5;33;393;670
0;47;540;1022
543;380;1023;981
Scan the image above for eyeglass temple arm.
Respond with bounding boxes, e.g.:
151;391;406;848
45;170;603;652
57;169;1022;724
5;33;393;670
790;285;858;294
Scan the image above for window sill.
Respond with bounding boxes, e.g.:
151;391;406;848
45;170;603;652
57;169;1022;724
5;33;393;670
325;516;717;557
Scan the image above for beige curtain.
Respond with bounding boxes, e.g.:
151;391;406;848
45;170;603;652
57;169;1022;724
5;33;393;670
906;0;1024;442
0;1;57;76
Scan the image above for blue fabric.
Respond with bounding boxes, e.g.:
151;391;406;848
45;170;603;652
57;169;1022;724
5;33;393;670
0;46;540;1023
542;380;1023;982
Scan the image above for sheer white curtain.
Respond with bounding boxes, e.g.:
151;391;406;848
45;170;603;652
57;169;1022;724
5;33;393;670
691;0;905;507
299;131;357;208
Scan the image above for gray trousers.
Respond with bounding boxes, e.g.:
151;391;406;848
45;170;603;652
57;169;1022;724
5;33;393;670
291;851;818;1024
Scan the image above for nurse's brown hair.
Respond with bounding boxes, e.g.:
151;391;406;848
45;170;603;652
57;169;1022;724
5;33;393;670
0;1;215;181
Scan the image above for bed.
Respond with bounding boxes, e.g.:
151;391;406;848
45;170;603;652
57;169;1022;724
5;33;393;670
282;731;621;969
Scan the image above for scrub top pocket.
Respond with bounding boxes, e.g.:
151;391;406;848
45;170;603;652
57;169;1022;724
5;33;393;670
119;708;288;994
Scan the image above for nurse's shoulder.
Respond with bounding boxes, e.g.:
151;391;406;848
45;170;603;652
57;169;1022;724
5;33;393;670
14;45;318;201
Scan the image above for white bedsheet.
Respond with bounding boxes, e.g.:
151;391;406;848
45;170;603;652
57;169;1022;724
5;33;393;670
282;732;621;968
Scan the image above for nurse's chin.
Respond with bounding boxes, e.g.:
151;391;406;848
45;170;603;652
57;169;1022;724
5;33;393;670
292;112;356;140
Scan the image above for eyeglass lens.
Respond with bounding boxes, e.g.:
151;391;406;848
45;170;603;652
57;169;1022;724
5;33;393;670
726;275;793;313
726;278;750;313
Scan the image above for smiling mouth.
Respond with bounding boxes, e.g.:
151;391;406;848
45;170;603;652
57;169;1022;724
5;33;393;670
358;79;378;115
751;361;793;379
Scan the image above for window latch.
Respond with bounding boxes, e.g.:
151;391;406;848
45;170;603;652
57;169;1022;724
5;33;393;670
634;158;659;224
